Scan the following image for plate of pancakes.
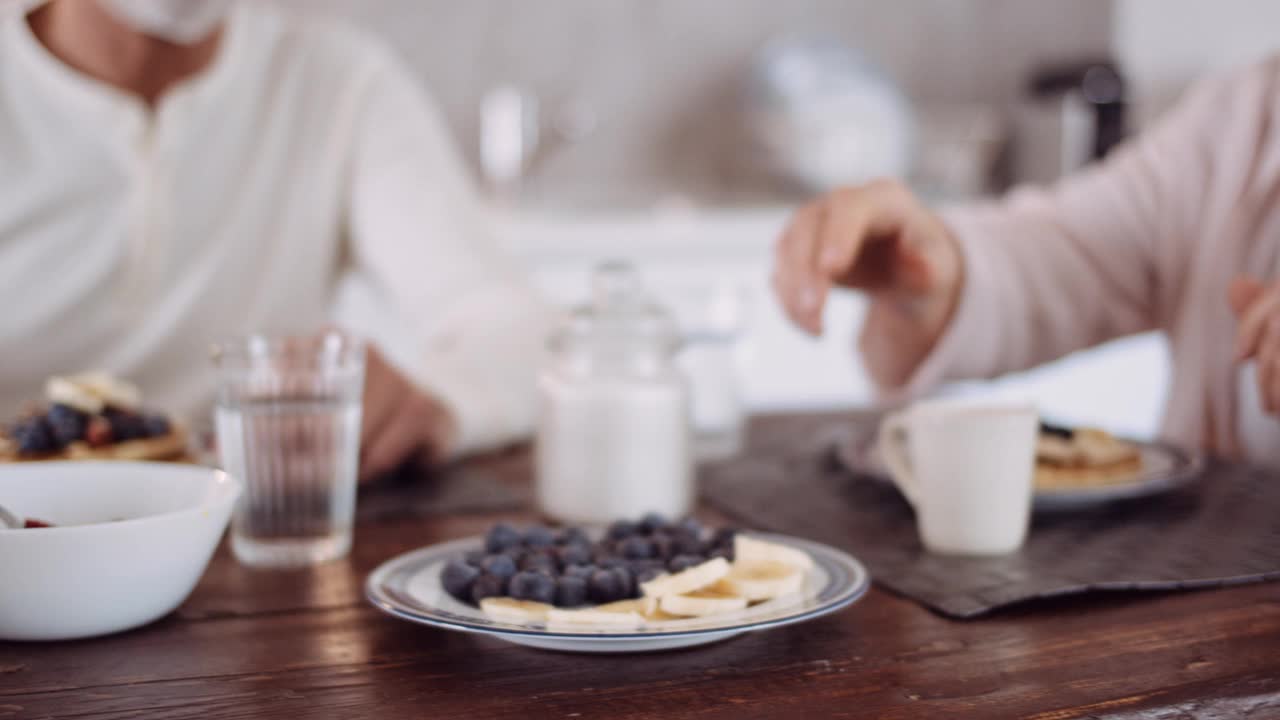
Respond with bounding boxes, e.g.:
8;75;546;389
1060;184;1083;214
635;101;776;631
835;420;1203;512
0;373;188;464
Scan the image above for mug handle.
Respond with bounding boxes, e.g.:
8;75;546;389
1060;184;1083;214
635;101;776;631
877;411;920;507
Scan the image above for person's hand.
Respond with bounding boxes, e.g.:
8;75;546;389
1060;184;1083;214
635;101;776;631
1230;275;1280;414
359;345;457;483
771;179;964;385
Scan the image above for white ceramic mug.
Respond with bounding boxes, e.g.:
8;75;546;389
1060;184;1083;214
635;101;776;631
877;399;1038;556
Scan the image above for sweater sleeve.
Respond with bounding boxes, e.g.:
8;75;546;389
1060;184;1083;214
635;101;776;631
896;65;1235;395
345;47;554;456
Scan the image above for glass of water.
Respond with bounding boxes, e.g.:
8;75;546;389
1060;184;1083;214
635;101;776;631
211;332;365;568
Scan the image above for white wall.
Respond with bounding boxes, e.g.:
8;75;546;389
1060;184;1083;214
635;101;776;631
1114;0;1280;126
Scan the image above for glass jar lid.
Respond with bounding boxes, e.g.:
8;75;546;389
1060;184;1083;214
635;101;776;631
550;261;681;354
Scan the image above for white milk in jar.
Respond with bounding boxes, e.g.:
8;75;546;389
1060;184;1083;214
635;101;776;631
536;262;693;524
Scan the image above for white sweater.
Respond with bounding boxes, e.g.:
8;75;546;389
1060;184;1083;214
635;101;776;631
0;3;552;455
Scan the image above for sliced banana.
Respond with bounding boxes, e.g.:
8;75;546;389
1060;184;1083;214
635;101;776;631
715;561;804;601
640;606;685;622
74;372;141;410
480;597;553;623
640;557;730;599
547;599;644;628
659;588;748;617
45;376;105;414
733;535;813;571
45;372;142;413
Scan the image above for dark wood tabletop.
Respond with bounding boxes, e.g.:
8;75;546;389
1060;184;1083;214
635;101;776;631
3;414;1280;720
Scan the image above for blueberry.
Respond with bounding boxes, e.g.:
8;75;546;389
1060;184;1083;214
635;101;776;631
555;575;589;607
509;570;557;604
712;527;738;548
591;546;612;564
708;546;734;562
1040;420;1074;439
564;564;595;579
442;559;481;601
677;517;703;537
484;523;522;553
480;554;517;580
595;555;627;570
668;554;705;573
639;512;668;534
46;404;88;446
670;533;706;557
141;413;171;437
556;543;592;568
620;536;655;560
523;525;556;548
463;550;487;567
588;568;626;604
607;520;638;540
650;534;674;560
636;567;664;584
103;407;147;442
628;559;665;583
519;552;558;575
469;573;507;604
611;566;636;598
629;558;665;572
10;416;56;455
555;526;591;547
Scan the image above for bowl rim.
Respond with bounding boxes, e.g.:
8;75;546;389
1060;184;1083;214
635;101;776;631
0;461;241;535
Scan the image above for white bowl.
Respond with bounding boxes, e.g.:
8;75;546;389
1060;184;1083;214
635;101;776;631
0;462;240;641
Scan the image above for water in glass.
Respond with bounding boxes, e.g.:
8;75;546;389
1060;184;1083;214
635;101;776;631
217;397;360;566
212;332;365;568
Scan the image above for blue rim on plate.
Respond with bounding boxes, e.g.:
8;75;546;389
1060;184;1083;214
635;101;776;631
365;533;870;641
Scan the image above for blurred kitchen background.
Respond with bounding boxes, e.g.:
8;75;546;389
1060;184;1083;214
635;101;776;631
308;0;1278;442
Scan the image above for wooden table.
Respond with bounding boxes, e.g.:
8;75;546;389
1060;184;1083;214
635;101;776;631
4;415;1280;719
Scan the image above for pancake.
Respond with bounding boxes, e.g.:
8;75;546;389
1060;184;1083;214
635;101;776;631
1034;426;1143;490
0;424;188;463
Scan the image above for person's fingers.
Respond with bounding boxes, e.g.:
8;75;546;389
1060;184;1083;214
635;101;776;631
822;180;939;294
359;400;423;484
1228;275;1266;318
1259;317;1280;414
360;346;404;448
816;190;874;278
773;202;824;333
1234;287;1280;361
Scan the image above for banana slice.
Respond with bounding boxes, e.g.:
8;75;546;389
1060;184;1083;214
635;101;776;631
640;606;685;622
715;561;804;601
480;598;553;623
639;557;730;599
46;376;105;414
733;535;813;571
45;373;142;413
659;588;748;617
74;372;141;410
547;599;644;628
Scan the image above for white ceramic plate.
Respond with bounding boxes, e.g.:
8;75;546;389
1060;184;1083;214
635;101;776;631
366;533;870;653
834;434;1203;512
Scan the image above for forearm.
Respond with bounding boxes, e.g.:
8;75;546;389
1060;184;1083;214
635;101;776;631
411;285;556;457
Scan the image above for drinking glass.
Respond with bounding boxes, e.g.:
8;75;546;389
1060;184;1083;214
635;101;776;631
211;332;365;567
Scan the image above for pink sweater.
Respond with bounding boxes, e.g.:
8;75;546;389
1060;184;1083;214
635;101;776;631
904;56;1280;460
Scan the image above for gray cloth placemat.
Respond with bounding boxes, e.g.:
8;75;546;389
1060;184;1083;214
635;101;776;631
701;419;1280;618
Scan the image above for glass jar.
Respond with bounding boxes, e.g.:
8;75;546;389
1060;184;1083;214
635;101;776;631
535;261;693;525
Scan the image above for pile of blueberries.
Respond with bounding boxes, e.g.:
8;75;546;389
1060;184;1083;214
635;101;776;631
442;514;737;608
8;404;171;456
